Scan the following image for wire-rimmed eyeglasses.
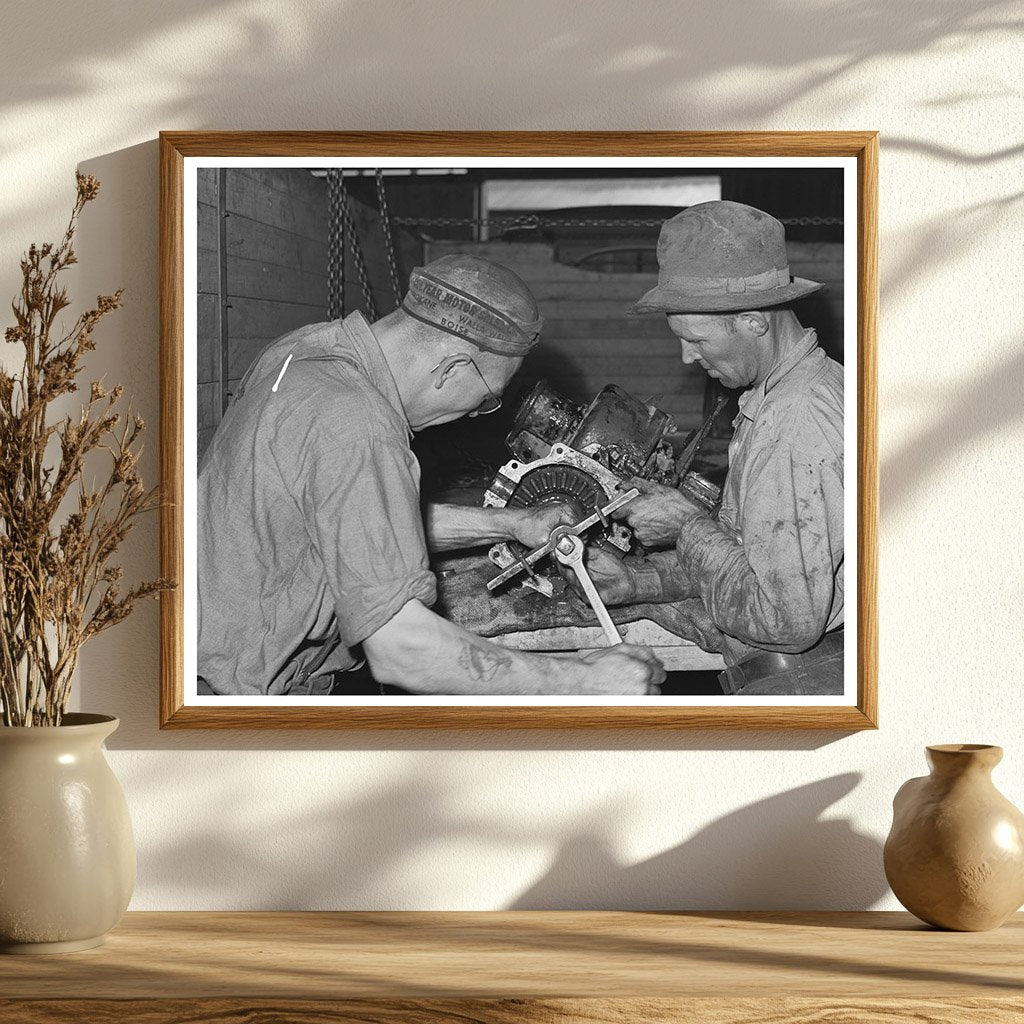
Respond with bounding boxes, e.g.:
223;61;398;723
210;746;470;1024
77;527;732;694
430;357;502;416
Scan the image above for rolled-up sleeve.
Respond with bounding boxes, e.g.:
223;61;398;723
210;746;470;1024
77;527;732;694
675;440;843;652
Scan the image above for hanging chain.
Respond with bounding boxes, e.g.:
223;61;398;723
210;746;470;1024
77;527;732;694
327;170;345;320
390;213;843;231
375;169;403;310
339;185;377;322
391;214;666;230
782;216;844;227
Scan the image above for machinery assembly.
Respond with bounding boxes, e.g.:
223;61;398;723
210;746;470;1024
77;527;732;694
483;381;721;600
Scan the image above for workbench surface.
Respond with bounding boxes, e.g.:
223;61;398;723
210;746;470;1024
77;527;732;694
1;911;1021;1022
436;550;726;671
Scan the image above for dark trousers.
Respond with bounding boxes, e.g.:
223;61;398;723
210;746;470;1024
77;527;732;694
719;628;845;696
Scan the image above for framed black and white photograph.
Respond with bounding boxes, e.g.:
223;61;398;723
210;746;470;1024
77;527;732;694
159;131;877;729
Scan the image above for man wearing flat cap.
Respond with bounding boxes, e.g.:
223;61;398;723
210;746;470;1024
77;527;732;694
582;201;845;695
198;254;664;698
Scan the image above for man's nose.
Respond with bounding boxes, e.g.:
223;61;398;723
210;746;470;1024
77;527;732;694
679;340;699;364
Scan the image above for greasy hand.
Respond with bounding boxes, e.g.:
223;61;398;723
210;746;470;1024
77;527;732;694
578;644;665;695
613;477;704;548
559;546;637;607
510;503;576;549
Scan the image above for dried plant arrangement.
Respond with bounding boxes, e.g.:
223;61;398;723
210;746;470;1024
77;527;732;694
0;173;172;726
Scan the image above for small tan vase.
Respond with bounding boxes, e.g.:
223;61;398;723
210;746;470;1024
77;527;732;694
0;713;135;953
884;744;1024;931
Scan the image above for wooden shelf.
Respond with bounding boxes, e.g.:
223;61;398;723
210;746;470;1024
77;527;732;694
1;911;1021;1022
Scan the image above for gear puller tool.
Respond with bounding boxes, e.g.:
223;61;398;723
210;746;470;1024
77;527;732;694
486;488;639;646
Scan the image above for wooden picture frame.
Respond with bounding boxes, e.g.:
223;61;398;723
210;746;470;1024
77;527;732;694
160;131;878;730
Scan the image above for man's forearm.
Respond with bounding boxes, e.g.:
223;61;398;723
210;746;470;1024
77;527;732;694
424;503;526;552
363;598;590;695
672;481;839;652
629;550;701;604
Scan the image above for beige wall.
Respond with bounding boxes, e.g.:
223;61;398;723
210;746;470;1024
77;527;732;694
1;1;1021;910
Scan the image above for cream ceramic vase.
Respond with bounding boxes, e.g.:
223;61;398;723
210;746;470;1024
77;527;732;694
0;713;135;953
884;744;1024;931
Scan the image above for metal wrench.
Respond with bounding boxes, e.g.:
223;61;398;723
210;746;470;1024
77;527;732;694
550;530;623;646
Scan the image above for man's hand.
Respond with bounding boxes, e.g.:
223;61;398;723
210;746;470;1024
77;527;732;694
508;503;576;549
613;477;705;547
561;546;637;606
577;644;665;695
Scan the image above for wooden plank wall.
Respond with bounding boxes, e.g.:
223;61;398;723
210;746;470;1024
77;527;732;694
195;167;328;462
195;197;843;460
425;240;844;432
196;169;423;464
223;168;330;396
195;170;221;461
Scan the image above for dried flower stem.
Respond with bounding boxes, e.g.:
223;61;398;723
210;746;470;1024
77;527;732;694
0;173;174;726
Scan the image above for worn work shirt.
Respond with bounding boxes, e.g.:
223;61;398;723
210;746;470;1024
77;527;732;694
197;313;437;695
669;329;844;665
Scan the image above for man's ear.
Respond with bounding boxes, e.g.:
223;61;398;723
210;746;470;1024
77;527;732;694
738;311;770;337
431;354;471;390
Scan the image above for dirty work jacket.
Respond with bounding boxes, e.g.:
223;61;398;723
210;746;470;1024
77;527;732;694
669;329;845;666
197;313;436;695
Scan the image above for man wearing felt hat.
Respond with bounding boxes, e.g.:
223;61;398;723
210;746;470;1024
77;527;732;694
197;253;664;698
581;201;845;696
